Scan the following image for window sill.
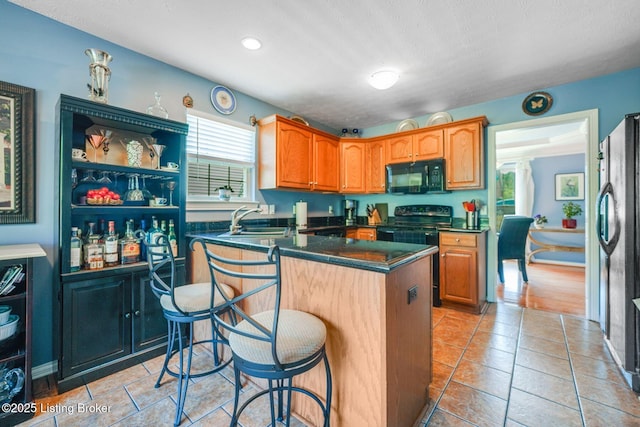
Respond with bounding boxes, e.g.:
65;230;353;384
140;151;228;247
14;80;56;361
187;200;260;212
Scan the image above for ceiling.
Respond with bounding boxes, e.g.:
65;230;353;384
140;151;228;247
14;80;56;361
10;0;640;130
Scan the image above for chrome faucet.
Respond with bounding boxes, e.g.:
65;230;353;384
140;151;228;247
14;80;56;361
230;205;263;234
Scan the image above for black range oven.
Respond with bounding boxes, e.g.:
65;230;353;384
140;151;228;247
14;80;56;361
376;205;453;307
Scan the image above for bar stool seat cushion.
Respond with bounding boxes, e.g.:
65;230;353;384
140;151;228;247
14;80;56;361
160;282;234;314
229;309;326;365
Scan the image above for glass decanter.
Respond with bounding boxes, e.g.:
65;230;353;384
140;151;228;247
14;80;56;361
146;92;169;119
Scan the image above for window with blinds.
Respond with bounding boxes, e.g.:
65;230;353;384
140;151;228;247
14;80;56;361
186;112;256;201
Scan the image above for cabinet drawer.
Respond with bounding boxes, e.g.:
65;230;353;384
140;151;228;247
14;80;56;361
440;233;477;248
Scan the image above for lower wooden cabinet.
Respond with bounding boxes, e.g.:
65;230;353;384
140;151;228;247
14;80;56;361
439;231;487;313
58;263;184;391
346;227;377;241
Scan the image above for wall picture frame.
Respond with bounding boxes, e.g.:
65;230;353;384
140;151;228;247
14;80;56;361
555;172;584;201
0;81;35;224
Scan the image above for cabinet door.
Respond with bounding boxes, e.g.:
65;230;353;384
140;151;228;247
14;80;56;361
340;142;366;193
414;129;444;161
132;263;184;352
439;245;477;305
276;122;312;189
61;275;131;378
386;135;414;164
444;122;484;189
366;140;386;193
356;228;376;241
313;134;340;192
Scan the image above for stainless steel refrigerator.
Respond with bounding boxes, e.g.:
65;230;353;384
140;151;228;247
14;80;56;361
597;112;640;392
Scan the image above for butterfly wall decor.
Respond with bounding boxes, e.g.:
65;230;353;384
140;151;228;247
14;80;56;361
522;91;553;116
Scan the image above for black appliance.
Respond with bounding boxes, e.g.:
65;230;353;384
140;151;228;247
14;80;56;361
377;205;453;307
385;158;448;194
597;112;640;391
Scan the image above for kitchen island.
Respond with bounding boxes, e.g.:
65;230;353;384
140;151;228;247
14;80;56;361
188;233;437;427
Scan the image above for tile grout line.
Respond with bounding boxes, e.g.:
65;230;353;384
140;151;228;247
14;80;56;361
560;314;588;427
501;306;525;427
422;307;489;425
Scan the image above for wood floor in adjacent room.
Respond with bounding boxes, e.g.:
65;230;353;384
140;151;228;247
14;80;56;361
497;260;586;317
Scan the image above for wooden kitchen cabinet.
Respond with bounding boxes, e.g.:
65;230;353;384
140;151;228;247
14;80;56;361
312;134;340;191
346;227;377;240
366;138;386;193
340;140;366;193
439;231;487;314
444;119;486;190
258;115;339;192
386;128;444;164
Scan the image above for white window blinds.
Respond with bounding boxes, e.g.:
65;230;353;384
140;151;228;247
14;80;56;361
186;112;255;200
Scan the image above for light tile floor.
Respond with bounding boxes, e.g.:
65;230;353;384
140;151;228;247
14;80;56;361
16;303;640;426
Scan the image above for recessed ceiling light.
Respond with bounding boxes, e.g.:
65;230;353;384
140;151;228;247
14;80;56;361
368;70;399;90
241;37;262;50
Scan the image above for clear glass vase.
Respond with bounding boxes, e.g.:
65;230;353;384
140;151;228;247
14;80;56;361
146;92;169;119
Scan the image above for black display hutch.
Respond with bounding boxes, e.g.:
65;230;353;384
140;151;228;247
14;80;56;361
56;95;188;392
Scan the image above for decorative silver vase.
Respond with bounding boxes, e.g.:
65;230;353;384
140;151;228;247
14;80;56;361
85;48;112;103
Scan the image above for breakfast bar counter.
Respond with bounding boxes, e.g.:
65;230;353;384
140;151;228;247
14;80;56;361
189;233;437;427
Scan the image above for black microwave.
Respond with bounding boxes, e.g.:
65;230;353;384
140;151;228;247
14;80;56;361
385;158;448;194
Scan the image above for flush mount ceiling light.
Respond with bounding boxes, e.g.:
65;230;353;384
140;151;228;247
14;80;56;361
241;37;262;50
368;70;399;90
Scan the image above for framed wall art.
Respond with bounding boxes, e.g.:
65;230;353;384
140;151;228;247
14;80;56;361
0;81;35;224
555;172;584;201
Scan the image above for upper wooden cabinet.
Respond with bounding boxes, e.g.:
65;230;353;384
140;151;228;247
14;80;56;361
366;139;386;193
258;115;338;192
313;134;340;192
386;129;444;164
257;114;487;194
444;118;486;190
340;140;366;193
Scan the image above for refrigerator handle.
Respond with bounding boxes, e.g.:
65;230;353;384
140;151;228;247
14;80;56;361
596;181;620;257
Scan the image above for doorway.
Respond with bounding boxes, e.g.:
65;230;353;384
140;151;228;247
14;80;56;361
487;110;599;321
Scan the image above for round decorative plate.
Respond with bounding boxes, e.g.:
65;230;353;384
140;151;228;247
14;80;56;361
522;91;553;116
210;85;236;115
290;115;309;126
426;111;453;126
396;119;419;132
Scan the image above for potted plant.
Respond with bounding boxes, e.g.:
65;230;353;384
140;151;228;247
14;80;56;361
215;167;234;201
561;202;582;228
533;214;547;229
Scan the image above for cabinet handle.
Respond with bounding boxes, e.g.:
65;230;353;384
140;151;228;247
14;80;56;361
134;310;141;317
455;238;460;242
441;254;446;258
124;312;131;319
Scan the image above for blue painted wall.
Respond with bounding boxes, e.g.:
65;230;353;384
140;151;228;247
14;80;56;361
530;154;586;263
1;1;640;367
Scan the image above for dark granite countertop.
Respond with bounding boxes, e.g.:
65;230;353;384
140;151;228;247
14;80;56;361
188;233;438;273
438;226;490;234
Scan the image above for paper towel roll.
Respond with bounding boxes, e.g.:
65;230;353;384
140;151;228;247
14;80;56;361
295;201;308;229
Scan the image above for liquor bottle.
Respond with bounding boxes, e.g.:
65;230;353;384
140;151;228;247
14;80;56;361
168;219;178;257
84;230;104;270
98;219;107;243
146;216;165;259
138;219;147;261
120;219;141;264
104;220;119;267
85;222;96;246
70;227;82;272
160;219;167;233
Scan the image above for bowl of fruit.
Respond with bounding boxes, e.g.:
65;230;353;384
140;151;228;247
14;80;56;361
86;187;123;205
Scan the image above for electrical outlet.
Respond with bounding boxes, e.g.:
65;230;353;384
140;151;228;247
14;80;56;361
259;205;268;215
329;205;334;215
408;286;418;304
269;204;275;214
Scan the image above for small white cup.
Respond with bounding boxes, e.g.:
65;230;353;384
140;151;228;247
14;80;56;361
166;162;179;170
155;197;167;206
72;148;87;159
